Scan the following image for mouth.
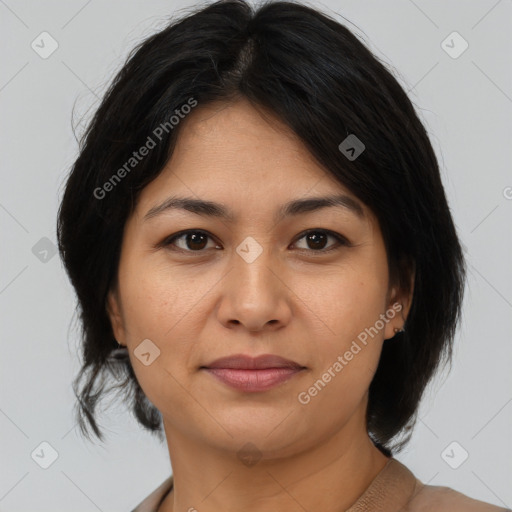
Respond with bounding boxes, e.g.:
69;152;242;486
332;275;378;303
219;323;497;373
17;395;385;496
200;353;306;392
201;367;305;392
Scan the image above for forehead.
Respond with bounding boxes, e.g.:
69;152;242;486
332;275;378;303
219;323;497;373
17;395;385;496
178;98;300;146
132;98;372;226
165;98;323;178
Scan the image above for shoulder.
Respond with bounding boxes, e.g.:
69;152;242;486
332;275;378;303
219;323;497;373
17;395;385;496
131;475;173;512
406;481;510;512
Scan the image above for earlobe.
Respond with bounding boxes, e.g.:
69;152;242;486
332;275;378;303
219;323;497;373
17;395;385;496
383;284;413;340
106;289;126;346
385;265;415;339
383;300;406;340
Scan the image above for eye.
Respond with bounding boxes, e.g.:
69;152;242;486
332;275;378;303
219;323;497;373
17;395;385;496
161;229;349;254
292;229;348;254
162;230;220;252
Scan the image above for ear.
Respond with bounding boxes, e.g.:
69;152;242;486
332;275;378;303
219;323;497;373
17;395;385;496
383;270;415;340
106;288;126;346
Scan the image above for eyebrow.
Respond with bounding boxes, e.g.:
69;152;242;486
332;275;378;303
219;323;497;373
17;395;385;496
143;194;365;223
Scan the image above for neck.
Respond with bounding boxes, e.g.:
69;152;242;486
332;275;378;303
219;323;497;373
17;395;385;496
158;406;390;512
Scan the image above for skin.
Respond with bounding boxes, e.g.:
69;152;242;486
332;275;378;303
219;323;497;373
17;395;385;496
107;97;413;512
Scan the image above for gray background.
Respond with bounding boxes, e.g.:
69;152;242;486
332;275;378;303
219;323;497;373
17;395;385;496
1;0;511;510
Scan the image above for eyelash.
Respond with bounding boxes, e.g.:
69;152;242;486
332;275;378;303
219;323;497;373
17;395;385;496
160;229;350;255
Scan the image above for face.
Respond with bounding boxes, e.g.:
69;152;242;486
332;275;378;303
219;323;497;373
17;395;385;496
107;98;409;460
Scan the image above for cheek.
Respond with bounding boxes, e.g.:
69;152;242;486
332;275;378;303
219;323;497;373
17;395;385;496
118;269;201;413
119;259;204;339
295;267;387;392
295;276;386;419
118;261;215;389
297;265;387;340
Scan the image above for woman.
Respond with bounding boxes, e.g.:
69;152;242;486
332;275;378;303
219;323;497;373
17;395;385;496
56;0;509;510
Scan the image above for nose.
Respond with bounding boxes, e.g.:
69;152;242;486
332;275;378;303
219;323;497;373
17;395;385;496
216;244;292;333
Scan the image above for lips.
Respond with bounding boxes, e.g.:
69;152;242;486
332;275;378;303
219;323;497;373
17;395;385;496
201;354;306;392
202;353;303;370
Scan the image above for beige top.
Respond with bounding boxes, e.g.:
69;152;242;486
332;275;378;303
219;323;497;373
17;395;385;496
131;458;510;512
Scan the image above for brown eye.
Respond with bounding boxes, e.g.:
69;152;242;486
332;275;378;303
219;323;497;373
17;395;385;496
162;229;348;255
305;232;328;250
164;230;218;252
293;229;348;253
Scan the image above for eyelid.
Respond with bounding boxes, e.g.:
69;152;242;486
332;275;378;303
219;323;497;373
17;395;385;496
160;228;350;254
